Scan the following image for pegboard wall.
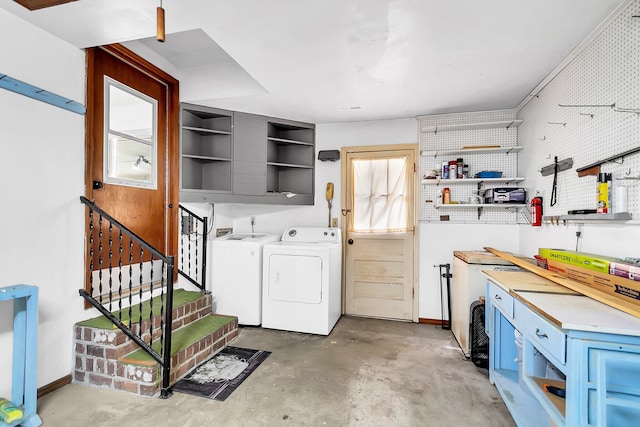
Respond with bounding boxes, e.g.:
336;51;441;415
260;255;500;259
518;0;640;222
418;110;524;223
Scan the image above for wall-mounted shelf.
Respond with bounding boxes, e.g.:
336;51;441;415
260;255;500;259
180;104;234;194
267;136;314;146
554;212;632;222
434;203;526;209
421;119;523;134
421;146;523;157
434;203;525;220
422;177;525;185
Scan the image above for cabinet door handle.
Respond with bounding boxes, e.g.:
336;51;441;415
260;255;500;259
535;328;548;339
494;294;501;300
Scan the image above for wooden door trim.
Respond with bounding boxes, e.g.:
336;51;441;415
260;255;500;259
340;144;419;322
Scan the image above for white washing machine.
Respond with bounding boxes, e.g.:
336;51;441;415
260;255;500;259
262;227;342;335
211;233;279;325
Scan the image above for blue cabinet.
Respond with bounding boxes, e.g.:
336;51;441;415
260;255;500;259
486;273;640;427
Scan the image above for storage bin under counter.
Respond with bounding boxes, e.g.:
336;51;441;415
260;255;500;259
484;270;640;427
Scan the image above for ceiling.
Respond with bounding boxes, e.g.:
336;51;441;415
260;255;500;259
1;0;628;123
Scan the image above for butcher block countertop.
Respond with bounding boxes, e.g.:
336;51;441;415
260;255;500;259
454;250;536;266
482;270;578;294
454;250;514;265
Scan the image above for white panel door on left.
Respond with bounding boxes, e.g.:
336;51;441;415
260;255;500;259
268;254;322;304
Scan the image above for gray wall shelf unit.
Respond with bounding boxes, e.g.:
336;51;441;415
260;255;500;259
180;103;233;193
179;103;315;205
266;119;315;198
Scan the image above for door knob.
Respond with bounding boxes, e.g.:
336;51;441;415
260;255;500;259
348;239;354;245
92;180;103;190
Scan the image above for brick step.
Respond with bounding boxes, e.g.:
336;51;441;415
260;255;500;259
73;290;238;397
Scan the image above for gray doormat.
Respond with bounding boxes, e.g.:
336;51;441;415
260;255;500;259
173;346;271;401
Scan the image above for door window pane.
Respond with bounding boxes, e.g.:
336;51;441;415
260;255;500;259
104;78;157;188
353;156;408;231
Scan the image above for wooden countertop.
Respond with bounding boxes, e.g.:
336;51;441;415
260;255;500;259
454;250;515;265
482;270;578;294
484;270;640;337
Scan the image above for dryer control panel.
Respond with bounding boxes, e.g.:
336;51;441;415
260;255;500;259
281;227;340;243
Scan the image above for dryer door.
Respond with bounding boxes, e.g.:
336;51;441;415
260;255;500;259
267;254;322;304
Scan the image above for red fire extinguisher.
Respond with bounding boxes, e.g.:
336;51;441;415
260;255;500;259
531;196;543;227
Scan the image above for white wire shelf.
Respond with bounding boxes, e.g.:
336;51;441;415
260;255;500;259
422;177;526;185
421;146;523;157
421;119;523;134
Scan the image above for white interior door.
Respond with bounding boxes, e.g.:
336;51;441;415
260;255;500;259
342;145;418;321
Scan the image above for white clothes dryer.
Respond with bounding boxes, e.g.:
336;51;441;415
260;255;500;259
262;227;342;335
211;233;280;325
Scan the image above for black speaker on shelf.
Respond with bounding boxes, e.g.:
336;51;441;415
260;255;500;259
470;299;489;369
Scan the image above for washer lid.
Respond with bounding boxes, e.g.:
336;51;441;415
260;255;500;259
217;233;279;243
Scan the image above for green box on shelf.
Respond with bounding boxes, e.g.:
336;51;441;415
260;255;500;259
538;248;612;274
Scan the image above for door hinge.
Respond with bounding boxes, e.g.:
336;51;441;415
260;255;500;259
413;162;416;173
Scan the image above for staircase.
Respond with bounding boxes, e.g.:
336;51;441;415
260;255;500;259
72;290;238;397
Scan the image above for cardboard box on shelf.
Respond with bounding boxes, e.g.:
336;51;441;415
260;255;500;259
545;258;640;303
538;248;612;274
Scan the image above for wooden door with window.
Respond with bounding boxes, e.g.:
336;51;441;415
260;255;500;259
85;45;179;296
342;145;418;321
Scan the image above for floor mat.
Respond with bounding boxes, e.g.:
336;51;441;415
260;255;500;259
173;346;271;401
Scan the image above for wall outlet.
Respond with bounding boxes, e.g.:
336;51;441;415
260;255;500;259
331;217;339;227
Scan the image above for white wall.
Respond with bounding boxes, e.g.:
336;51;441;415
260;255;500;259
0;10;86;397
419;223;520;321
516;0;640;259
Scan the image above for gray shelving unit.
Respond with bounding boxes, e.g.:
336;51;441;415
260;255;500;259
266;119;315;197
180;104;233;193
179;103;315;205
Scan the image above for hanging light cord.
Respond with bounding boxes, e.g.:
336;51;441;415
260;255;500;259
157;0;165;43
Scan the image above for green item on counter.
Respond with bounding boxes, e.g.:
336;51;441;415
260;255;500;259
539;248;614;274
0;397;23;424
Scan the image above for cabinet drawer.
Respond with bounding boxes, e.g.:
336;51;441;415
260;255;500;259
488;281;513;319
523;308;566;365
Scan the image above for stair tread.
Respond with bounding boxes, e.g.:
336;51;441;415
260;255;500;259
78;289;204;329
119;314;236;366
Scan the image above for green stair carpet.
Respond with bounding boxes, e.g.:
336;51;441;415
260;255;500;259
78;289;203;329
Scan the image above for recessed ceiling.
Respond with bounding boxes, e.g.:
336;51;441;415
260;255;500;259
0;0;628;123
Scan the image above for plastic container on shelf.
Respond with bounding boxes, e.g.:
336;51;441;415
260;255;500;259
449;161;457;180
442;188;451;204
475;171;503;178
442;161;449;179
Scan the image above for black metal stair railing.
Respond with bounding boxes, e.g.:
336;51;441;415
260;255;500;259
178;205;208;292
79;196;174;398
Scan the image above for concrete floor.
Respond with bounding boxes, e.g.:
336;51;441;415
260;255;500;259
39;317;515;426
